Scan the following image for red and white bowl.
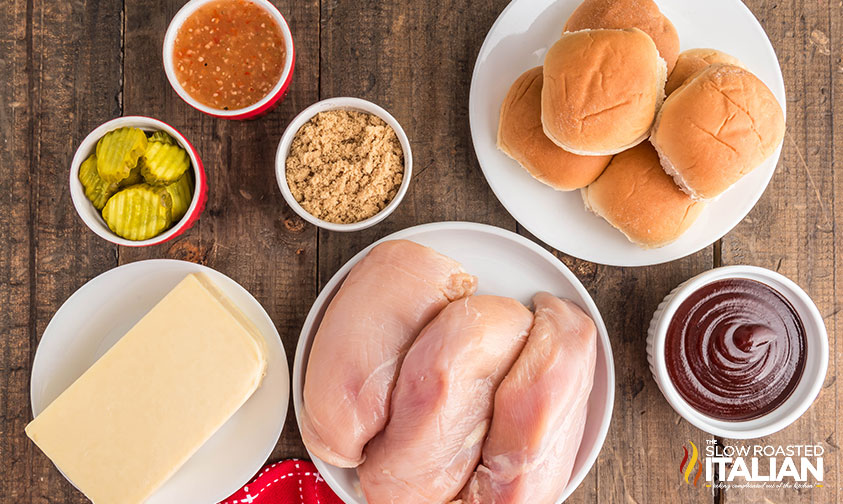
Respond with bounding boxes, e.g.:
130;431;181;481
69;116;208;247
162;0;296;120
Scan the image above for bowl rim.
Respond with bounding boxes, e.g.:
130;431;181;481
162;0;295;119
648;265;829;438
69;115;206;247
275;97;414;232
291;221;615;503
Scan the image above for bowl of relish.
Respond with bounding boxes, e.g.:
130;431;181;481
163;0;295;120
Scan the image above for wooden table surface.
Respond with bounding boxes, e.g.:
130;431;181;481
1;0;839;502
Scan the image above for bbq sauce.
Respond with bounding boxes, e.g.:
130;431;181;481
665;278;806;421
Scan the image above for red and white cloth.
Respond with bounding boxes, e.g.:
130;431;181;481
218;460;345;504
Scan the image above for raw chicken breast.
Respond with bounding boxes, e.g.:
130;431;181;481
358;296;534;504
301;240;477;468
457;293;597;504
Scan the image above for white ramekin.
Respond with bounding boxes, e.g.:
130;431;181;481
69;116;208;247
647;265;828;439
162;0;295;120
275;97;413;232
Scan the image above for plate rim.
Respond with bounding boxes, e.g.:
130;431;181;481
29;258;289;504
468;0;787;267
292;221;616;503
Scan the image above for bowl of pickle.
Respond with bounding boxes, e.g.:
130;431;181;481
70;116;207;246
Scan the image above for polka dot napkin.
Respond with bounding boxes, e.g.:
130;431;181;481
218;459;345;504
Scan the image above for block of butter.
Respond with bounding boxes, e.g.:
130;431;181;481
26;273;267;504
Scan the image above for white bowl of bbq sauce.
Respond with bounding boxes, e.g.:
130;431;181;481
647;266;828;439
163;0;295;120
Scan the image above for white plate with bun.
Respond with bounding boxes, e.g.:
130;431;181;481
30;260;289;504
470;0;786;266
292;222;615;504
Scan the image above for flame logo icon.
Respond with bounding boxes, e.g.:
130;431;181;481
679;441;702;487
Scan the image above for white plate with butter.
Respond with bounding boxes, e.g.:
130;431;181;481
30;259;289;504
469;0;786;266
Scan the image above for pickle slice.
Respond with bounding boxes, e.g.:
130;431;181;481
148;130;177;145
102;184;173;241
141;141;190;184
96;127;148;184
165;171;194;222
78;154;118;210
119;161;144;188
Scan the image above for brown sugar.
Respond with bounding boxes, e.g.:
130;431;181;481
285;110;405;224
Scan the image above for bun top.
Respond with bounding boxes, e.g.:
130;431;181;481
650;64;785;200
498;67;611;191
665;48;745;95
582;142;704;248
564;0;680;74
541;28;666;156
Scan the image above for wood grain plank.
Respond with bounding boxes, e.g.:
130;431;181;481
720;0;838;503
120;0;320;461
0;1;35;499
585;258;715;504
24;0;124;502
316;0;515;285
3;1;841;504
830;2;841;503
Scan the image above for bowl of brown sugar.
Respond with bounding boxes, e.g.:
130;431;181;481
276;97;413;232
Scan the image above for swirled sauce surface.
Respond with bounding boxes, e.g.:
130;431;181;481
665;278;806;421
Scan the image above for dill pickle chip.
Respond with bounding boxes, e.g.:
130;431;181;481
165;171;194;222
141;141;190;184
119;161;144;188
148;130;178;145
78;153;118;210
102;184;173;241
96;127;148;184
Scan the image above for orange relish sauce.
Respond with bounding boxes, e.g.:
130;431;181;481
173;0;286;111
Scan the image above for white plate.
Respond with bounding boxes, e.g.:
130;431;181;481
469;0;786;266
292;222;615;504
30;260;289;504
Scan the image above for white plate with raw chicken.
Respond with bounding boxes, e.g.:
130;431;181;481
292;222;614;504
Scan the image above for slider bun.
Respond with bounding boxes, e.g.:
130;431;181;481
582;142;704;248
542;28;667;156
564;0;680;74
650;64;786;200
498;67;612;191
665;48;746;95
